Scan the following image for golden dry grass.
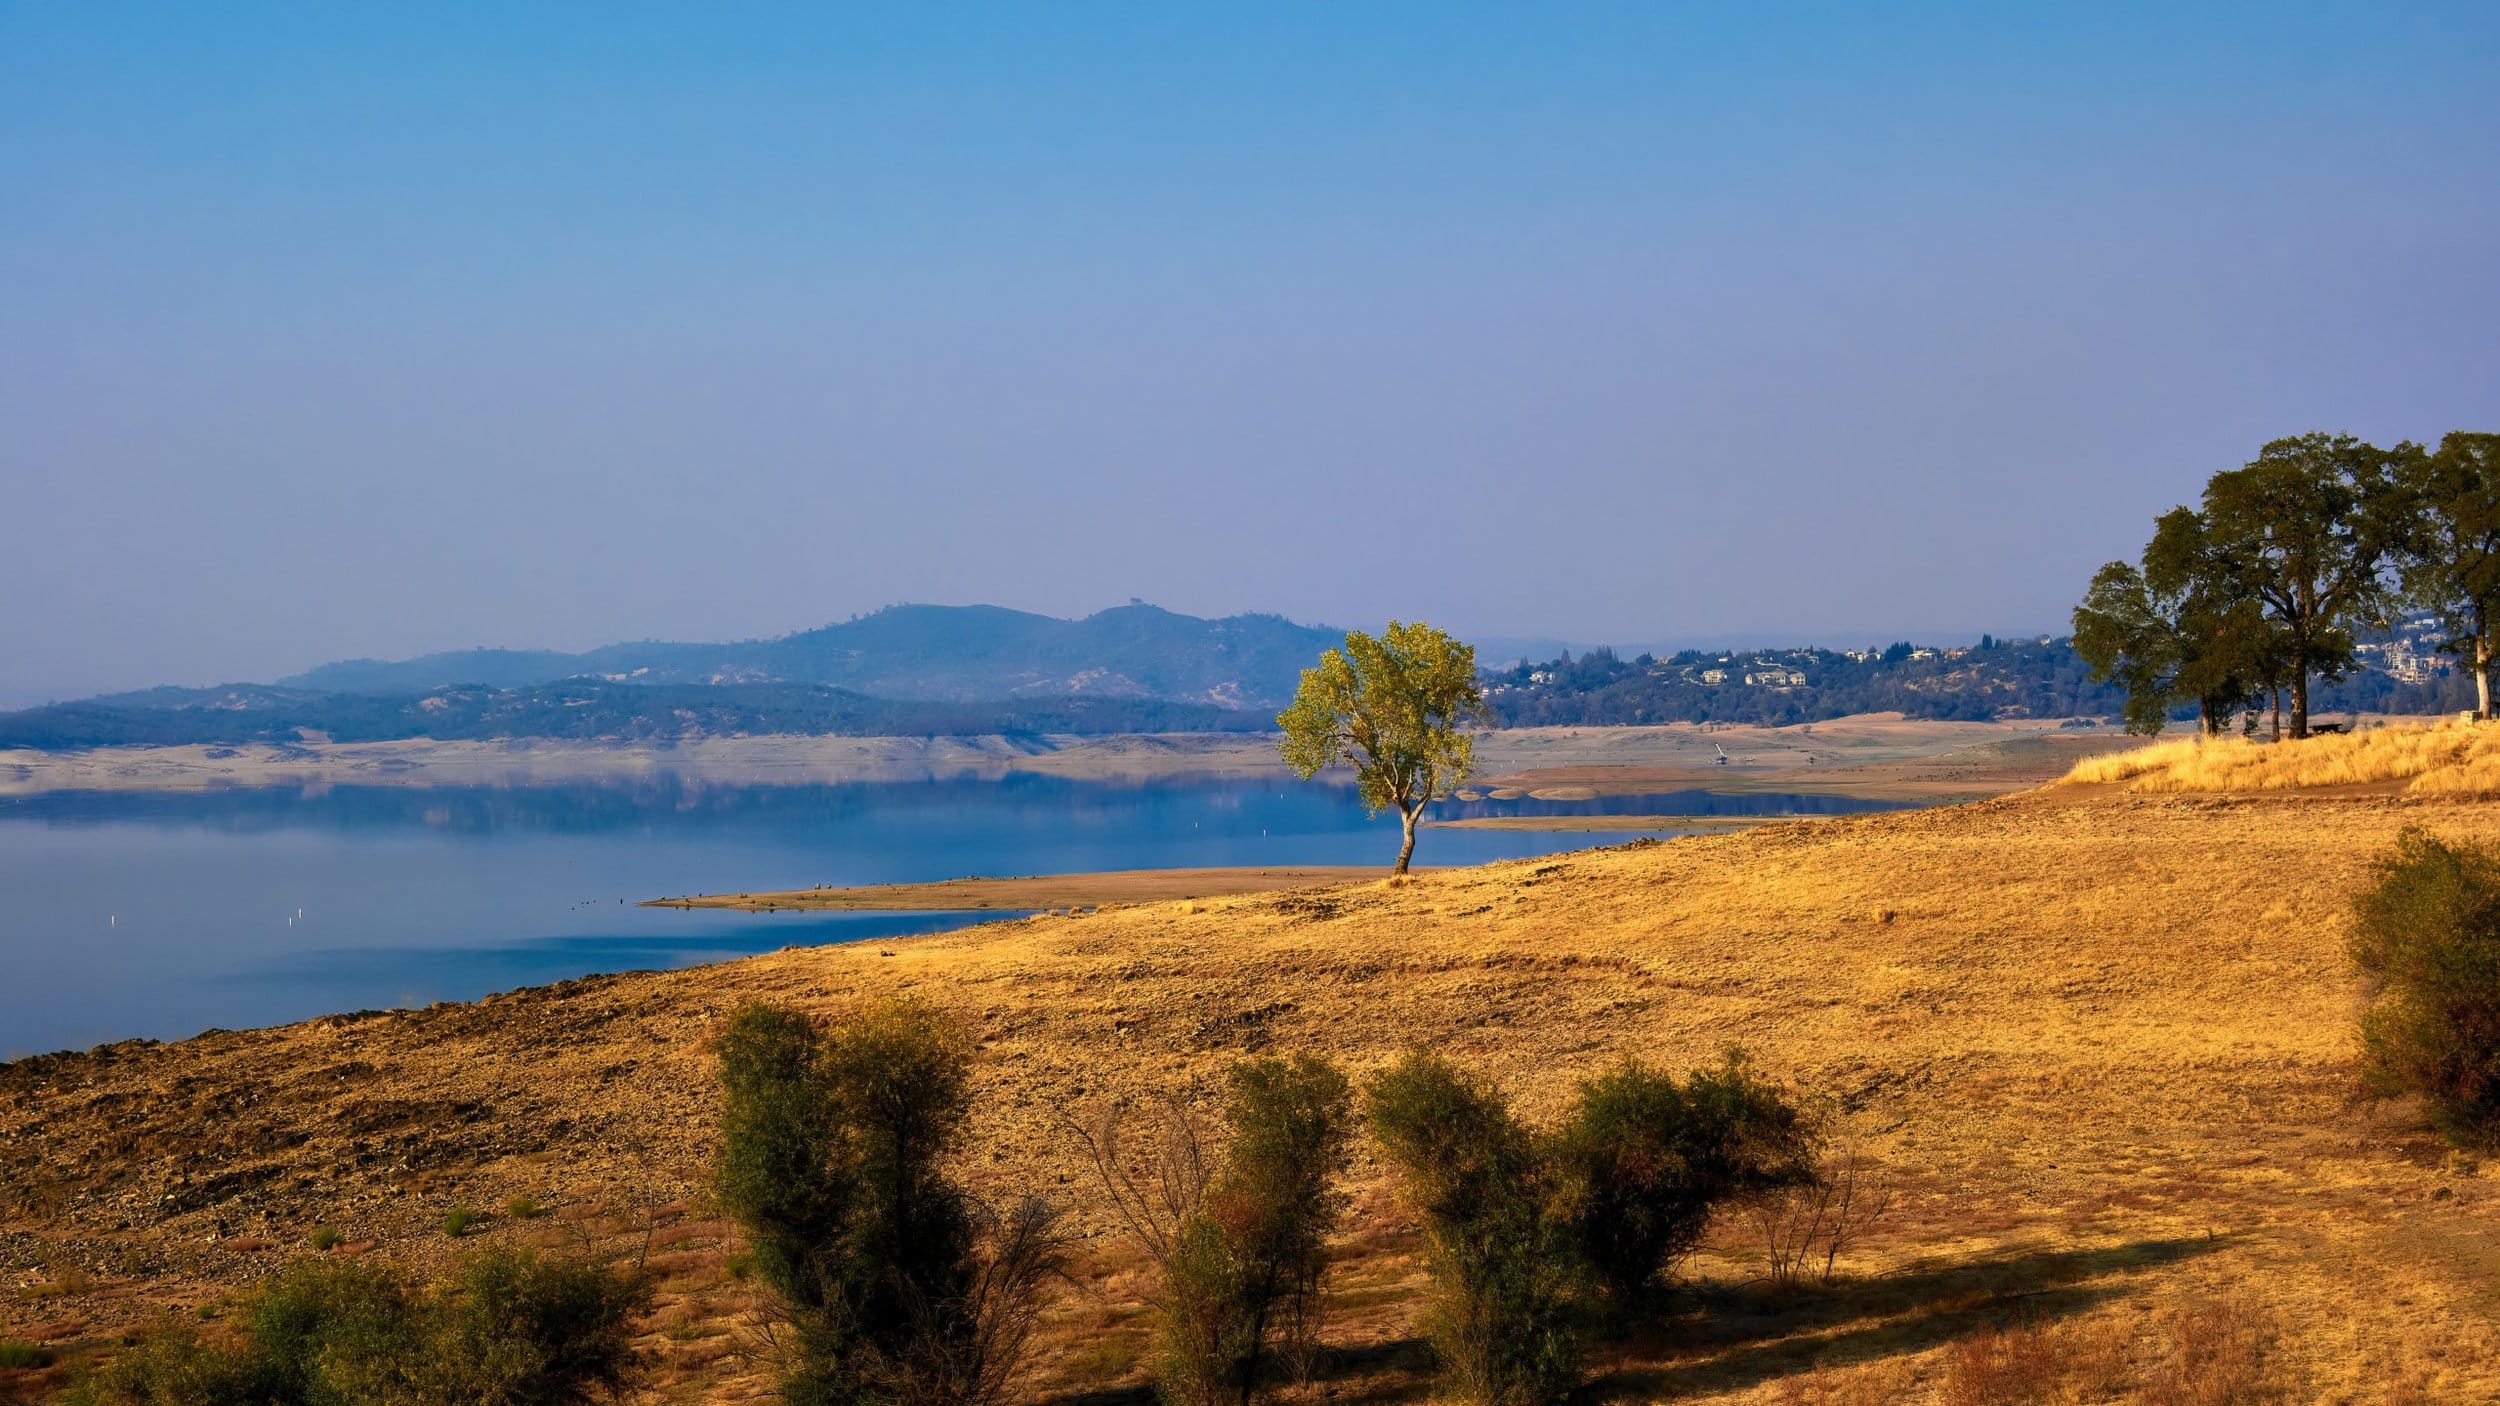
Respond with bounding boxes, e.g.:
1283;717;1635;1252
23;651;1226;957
2063;718;2500;796
5;787;2499;1402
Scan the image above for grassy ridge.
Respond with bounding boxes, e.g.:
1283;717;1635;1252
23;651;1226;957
2064;718;2500;795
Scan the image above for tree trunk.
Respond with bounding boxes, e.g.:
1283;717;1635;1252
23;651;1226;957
2270;688;2282;742
1394;806;1420;875
2479;633;2493;720
2290;669;2309;740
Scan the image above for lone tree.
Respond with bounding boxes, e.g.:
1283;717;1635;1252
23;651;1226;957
2200;432;2407;738
2393;431;2500;718
1278;620;1485;874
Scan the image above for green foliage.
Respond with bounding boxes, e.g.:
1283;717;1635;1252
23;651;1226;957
503;1195;544;1221
1363;1052;1581;1406
1278;621;1486;873
1153;1056;1356;1405
421;1249;651;1406
71;1251;648;1406
248;1258;418;1404
2393;432;2500;713
1362;1049;1822;1402
1547;1053;1819;1309
442;1206;478;1238
0;1339;55;1369
67;1330;269;1406
711;999;1066;1406
306;1226;342;1252
2073;508;2275;735
2196;432;2412;736
2350;829;2500;1149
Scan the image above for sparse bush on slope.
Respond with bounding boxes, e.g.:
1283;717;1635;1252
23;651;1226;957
1365;1049;1825;1403
1079;1055;1355;1405
70;1250;649;1406
1365;1051;1583;1406
713;998;1067;1406
1547;1053;1818;1311
2350;829;2500;1149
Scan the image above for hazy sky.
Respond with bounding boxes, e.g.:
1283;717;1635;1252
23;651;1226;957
6;4;2498;697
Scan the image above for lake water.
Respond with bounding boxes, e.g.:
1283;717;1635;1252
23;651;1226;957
0;776;1903;1057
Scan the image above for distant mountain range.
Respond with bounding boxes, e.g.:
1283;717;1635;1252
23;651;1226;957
278;603;1342;710
4;601;2471;753
0;605;1337;750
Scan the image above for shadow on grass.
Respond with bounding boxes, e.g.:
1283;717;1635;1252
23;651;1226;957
1034;1334;1444;1406
1586;1233;2232;1400
1035;1235;2228;1405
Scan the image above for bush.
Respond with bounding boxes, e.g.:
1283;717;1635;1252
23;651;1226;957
442;1206;479;1238
1363;1051;1582;1406
306;1226;342;1252
2350;829;2500;1148
1547;1053;1818;1308
420;1248;650;1405
70;1250;649;1406
713;998;1066;1406
504;1195;545;1221
1079;1056;1355;1405
66;1330;269;1406
0;1339;56;1369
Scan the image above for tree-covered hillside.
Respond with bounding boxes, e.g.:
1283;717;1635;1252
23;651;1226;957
1485;634;2474;728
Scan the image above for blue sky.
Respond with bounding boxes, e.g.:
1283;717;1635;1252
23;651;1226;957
5;4;2497;694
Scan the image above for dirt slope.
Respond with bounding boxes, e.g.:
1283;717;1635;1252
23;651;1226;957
4;787;2496;1402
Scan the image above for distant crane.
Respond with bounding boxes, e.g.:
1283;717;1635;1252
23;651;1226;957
1714;744;1730;766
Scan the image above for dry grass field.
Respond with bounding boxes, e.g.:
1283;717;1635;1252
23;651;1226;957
2065;719;2500;797
5;744;2498;1401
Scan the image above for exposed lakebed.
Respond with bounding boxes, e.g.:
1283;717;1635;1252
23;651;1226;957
0;775;1906;1056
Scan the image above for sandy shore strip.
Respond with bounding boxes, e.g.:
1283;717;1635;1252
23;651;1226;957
1427;813;1811;831
641;864;1420;911
0;716;2151;799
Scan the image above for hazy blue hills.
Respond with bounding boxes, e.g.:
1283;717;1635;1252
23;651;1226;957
0;681;1269;750
280;603;1343;709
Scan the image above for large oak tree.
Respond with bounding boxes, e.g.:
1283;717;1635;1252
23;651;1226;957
2073;506;2272;735
2394;432;2500;718
2200;433;2409;738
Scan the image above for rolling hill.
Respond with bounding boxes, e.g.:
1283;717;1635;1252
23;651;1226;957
2;761;2491;1399
278;603;1343;709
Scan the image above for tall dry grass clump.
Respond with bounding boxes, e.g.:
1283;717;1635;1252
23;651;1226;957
2062;720;2500;795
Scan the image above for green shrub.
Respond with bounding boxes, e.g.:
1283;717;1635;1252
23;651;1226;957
2350;829;2500;1148
1364;1051;1582;1406
65;1330;267;1406
1547;1052;1818;1308
442;1206;479;1238
70;1250;648;1406
417;1248;649;1405
248;1257;417;1404
307;1226;342;1252
713;998;1066;1406
504;1194;544;1221
0;1338;55;1369
1091;1055;1355;1406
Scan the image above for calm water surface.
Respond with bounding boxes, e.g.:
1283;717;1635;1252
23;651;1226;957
0;776;1903;1056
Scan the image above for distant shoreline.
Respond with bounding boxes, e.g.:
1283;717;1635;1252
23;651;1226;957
0;715;2141;802
641;865;1414;912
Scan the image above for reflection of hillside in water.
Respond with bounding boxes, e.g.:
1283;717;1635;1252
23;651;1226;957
0;776;1910;837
